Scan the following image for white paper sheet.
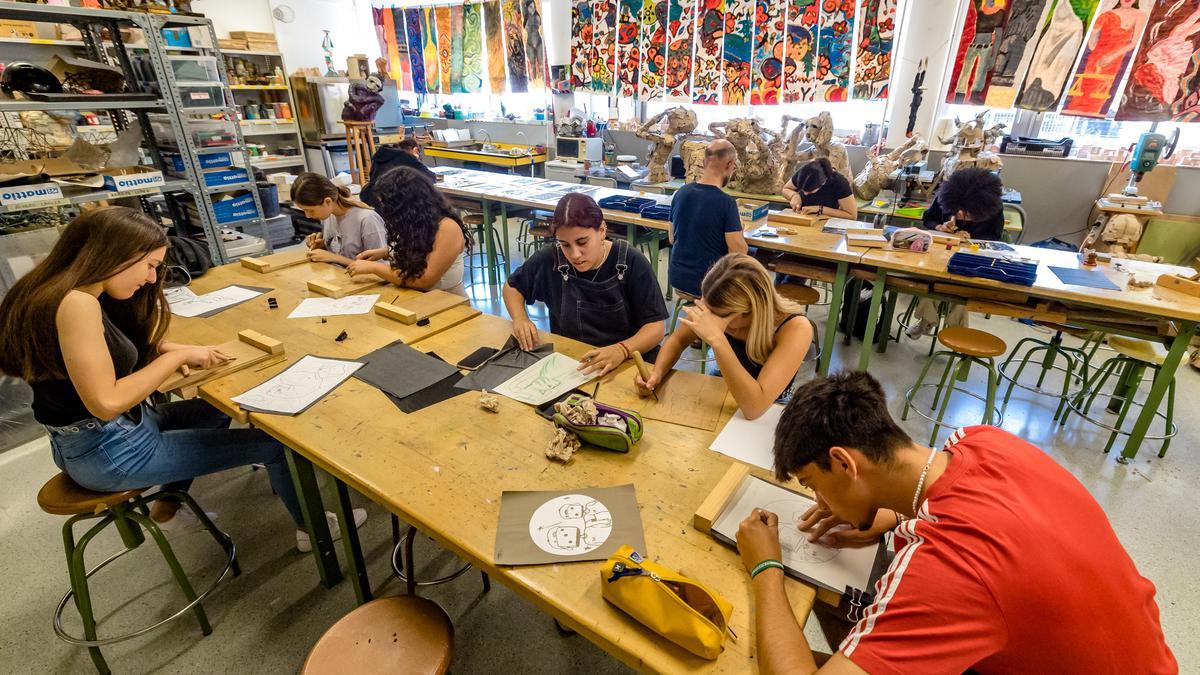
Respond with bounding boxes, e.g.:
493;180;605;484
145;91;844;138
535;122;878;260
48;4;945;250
709;404;783;471
711;476;881;594
168;284;264;318
493;352;596;405
231;355;363;415
287;294;380;319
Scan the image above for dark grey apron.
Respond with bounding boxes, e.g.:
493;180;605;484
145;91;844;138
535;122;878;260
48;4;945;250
555;240;632;346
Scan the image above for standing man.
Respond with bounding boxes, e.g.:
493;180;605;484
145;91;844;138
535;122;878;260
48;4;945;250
667;139;748;299
736;372;1176;674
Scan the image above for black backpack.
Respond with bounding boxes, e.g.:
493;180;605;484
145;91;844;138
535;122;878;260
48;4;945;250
165;235;211;287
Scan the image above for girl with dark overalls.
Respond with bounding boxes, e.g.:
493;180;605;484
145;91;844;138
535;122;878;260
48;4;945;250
503;193;668;376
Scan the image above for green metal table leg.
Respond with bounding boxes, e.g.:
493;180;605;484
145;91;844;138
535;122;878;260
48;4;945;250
1120;321;1196;461
482;198;500;285
819;262;848;376
500;202;511;270
286;449;342;588
645;232;661;277
876;290;898;354
334;479;371;605
857;269;888;371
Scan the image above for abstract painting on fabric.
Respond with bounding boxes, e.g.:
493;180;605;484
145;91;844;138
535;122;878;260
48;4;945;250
421;6;441;93
617;0;645;97
664;0;695;97
722;0;754;104
502;0;531;92
462;3;485;93
436;6;454;93
1016;0;1100;111
783;0;819;103
692;0;725;103
1063;0;1152;118
638;0;668;99
852;0;896;100
816;0;856;102
405;8;428;94
449;6;466;93
484;1;509;92
1115;0;1200;122
750;0;785;104
982;0;1053;109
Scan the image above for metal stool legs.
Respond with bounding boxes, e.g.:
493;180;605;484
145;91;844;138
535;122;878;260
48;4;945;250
902;351;1003;446
390;516;490;596
999;332;1091;421
1059;355;1178;460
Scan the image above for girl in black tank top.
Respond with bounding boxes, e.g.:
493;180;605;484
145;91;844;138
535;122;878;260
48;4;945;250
635;253;815;421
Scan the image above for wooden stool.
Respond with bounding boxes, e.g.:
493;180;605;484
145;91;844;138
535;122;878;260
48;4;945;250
902;327;1007;446
302;595;453;675
39;473;238;675
776;282;821;306
669;290;712;370
344;120;377;185
1060;336;1177;459
999;322;1094;421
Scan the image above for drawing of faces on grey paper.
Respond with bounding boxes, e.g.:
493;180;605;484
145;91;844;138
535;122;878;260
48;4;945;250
765;499;839;564
528;494;613;555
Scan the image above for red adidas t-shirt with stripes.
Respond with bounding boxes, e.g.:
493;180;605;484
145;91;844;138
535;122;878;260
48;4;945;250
840;426;1176;674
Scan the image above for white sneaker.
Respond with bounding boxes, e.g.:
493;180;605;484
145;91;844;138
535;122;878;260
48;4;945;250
296;508;368;553
905;319;933;340
154;505;217;537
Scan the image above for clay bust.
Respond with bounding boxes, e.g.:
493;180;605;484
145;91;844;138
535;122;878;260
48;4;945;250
709;118;779;194
780;111;853;186
853;134;929;200
1099;213;1160;262
636;107;698;183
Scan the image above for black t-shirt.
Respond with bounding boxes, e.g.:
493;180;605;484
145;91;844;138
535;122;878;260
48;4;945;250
922;197;1004;241
31;311;139;426
668;182;742;297
507;241;668;346
789;170;853;209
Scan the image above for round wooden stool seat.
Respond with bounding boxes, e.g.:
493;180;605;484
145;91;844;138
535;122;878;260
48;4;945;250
775;282;821;306
937;327;1006;358
462;213;485;226
37;473;144;516
1107;335;1167;366
302;596;453;675
529;224;551;237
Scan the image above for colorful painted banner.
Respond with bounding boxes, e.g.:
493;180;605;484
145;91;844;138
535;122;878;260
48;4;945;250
692;0;725;103
449;6;465;93
405;7;428;94
783;0;819;103
722;0;753;104
501;0;530;92
1016;0;1100;111
391;8;413;91
639;0;667;99
380;8;400;80
436;6;453;93
372;7;388;61
523;0;549;89
592;0;618;93
750;0;784;104
617;0;644;97
484;1;508;93
664;0;695;97
1115;1;1200;121
982;0;1053;109
945;0;1012;105
852;0;895;100
815;0;856;102
462;3;484;93
421;7;441;93
571;0;594;88
1063;0;1152;118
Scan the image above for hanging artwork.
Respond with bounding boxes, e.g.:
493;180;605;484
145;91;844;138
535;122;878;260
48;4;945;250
462;3;484;93
421;7;441;93
1063;0;1153;117
1017;0;1100;111
722;0;753;104
983;0;1054;108
945;0;1012;105
380;8;400;81
448;6;465;93
436;6;454;93
783;0;819;103
639;0;668;99
664;0;696;97
692;0;725;103
852;0;895;100
750;0;785;104
484;1;509;93
571;0;594;88
523;0;549;89
815;0;856;102
405;8;428;94
592;0;619;93
1115;1;1200;121
617;0;644;97
391;8;413;91
502;0;531;92
372;7;388;60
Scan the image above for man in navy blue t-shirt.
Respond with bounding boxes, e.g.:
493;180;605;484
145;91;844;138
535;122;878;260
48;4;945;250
668;139;748;298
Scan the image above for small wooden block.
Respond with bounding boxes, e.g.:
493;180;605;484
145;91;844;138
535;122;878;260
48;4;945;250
1155;274;1200;298
846;233;888;248
374;290;469;325
694;463;750;534
240;249;308;273
374;301;417;324
238;329;284;355
157;331;285;396
307;274;387;299
768;209;827;227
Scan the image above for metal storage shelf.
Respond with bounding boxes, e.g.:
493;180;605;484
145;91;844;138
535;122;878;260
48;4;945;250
0;179;192;214
0;99;165;112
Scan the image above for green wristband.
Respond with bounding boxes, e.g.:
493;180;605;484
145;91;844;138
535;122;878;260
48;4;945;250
751;559;784;578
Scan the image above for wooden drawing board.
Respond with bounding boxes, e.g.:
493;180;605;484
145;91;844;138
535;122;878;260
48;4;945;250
240;249;309;273
374;289;470;325
157;329;284;398
768;209;828;227
595;366;729;432
307;274;388;298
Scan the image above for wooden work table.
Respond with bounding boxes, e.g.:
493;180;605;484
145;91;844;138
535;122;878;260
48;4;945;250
168;263;820;673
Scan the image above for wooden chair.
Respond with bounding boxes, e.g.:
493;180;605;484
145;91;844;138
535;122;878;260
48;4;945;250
38;473;237;675
902;327;1007;446
302;595;453;675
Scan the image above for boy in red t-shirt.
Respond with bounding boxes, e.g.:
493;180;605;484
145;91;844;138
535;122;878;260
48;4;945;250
736;372;1177;674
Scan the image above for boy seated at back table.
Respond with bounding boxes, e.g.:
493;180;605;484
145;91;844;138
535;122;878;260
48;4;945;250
907;168;1005;338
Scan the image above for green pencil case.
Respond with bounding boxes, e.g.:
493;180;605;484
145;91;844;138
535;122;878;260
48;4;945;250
551;393;644;453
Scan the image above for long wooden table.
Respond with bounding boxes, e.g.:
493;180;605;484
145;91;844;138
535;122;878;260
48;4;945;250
167;261;819;673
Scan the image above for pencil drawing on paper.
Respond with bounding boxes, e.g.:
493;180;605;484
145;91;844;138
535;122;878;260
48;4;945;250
528;494;613;555
767;499;840;564
494;352;593;404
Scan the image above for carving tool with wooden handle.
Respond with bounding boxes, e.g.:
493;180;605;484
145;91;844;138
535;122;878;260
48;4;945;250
631;350;659;401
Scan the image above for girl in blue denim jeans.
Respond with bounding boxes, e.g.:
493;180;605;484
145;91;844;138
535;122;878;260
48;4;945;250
0;207;363;552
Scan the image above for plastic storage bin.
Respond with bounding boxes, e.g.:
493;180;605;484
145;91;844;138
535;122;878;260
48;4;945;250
178;83;225;109
162;152;233;172
212;193;258;224
148;113;238;148
167;55;220;82
202;168;249;188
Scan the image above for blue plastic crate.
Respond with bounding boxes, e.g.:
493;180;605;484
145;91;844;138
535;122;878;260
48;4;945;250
162;152;233;172
212;193;258;224
202;168;249;187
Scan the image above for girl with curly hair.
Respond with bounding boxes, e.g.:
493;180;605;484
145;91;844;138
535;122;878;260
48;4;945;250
346;166;470;295
292;172;387;266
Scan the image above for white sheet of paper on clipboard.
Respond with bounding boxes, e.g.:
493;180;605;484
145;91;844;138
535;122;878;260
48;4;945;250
709;475;884;595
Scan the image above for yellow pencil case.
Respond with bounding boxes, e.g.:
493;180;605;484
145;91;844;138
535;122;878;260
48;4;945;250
599;545;734;660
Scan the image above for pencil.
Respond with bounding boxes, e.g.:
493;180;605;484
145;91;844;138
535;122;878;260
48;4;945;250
631;350;659;402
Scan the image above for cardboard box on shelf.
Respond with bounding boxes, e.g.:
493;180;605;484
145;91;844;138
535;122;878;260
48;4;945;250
102;167;166;193
218;37;248;50
0;20;37;39
230;31;275;40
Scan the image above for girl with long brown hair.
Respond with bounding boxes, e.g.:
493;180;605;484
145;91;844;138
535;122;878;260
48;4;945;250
636;253;814;419
293;172;387;266
0;207;362;549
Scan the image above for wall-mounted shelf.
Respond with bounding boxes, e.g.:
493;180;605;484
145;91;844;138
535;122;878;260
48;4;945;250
250;156;305;170
0;99;165;112
230;84;288;91
0;36;85;47
0;178;192;214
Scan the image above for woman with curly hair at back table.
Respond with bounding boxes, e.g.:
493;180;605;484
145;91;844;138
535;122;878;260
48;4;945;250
346;166;472;296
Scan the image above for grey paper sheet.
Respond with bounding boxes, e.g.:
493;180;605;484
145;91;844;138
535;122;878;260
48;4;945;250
494;484;646;566
354;341;461;400
455;337;553;392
